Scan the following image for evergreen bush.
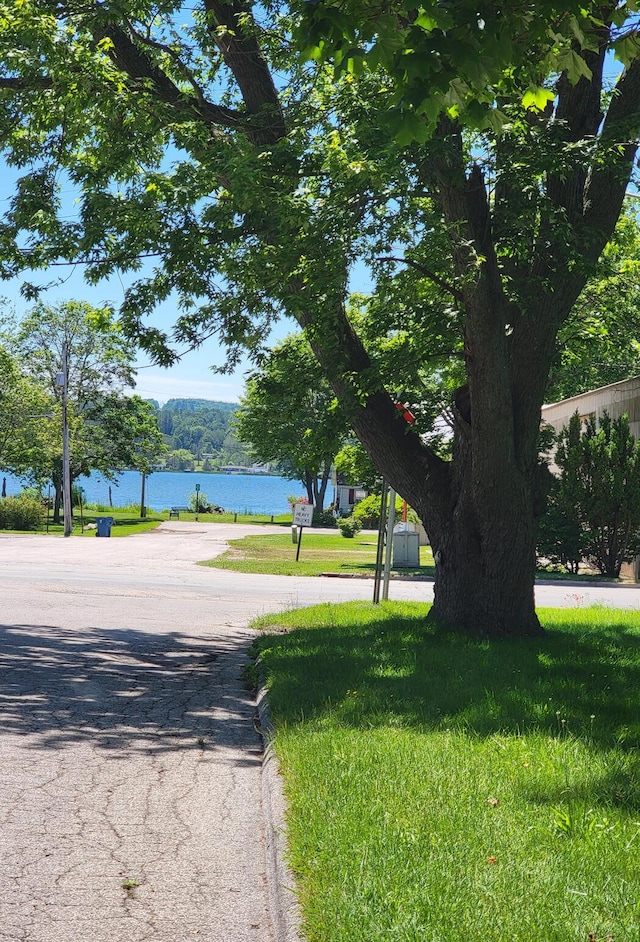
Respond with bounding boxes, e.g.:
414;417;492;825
337;516;361;538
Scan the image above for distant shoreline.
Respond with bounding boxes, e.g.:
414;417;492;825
150;469;278;476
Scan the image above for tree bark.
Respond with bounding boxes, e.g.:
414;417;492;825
424;412;544;637
52;479;62;525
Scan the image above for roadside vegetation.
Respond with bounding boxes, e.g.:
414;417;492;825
251;601;640;942
45;506;164;537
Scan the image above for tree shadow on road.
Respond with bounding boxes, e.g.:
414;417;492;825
0;622;262;759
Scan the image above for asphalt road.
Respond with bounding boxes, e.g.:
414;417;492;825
1;522;639;942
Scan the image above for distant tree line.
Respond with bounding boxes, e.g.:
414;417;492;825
154;400;252;470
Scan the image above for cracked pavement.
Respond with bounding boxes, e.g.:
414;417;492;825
0;523;305;942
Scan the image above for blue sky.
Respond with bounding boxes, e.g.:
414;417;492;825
0;247;290;405
0;160;295;405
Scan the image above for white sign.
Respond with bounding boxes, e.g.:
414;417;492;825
293;503;314;527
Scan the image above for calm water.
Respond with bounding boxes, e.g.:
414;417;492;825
1;470;301;516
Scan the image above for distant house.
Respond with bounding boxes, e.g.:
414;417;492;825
335;484;367;516
219;464;272;474
541;376;640;440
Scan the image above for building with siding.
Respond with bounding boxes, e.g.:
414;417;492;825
541;376;640;580
541;376;640;439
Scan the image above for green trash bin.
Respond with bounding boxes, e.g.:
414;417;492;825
96;516;114;537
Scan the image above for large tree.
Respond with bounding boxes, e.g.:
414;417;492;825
0;345;54;478
235;334;348;512
5;301;164;518
1;3;640;635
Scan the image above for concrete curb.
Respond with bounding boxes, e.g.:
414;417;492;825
320;571;638;589
258;686;303;942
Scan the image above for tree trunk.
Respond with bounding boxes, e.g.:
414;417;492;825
312;465;330;514
424;472;543;638
52;482;62;524
302;470;314;507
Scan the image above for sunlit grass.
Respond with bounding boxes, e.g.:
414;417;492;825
203;533;435;576
252;602;640;941
43;507;163;537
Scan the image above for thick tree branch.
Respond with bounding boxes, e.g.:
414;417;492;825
202;0;285;145
546;32;609;222
0;77;53;90
120;17;214;107
90;18;248;133
296;300;451;516
582;57;640;258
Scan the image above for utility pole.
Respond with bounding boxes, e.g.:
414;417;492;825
57;340;72;537
382;487;397;601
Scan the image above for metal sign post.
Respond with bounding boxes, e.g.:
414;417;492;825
195;482;200;520
373;482;389;604
293;503;314;560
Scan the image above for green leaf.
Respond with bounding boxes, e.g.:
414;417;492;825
522;86;555;111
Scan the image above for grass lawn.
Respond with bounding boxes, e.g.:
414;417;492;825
17;508;292;537
251;602;640;942
42;509;165;537
202;532;435;576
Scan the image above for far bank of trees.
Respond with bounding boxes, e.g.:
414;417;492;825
157;399;252;470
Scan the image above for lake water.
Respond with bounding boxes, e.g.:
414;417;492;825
1;470;302;516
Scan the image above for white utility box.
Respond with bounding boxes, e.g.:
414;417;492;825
392;522;420;567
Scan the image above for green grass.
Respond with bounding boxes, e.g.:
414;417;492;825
11;507;292;537
43;508;164;537
176;510;292;525
203;532;435;576
82;503;292;526
251;602;640;941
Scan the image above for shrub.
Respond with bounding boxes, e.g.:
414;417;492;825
337;516;361;538
351;493;419;529
350;494;382;527
0;494;45;531
189;491;210;513
544;411;640;577
188;491;225;514
536;477;584;574
312;509;337;528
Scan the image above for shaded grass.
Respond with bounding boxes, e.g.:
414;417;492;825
251;602;640;941
203;532;435;576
